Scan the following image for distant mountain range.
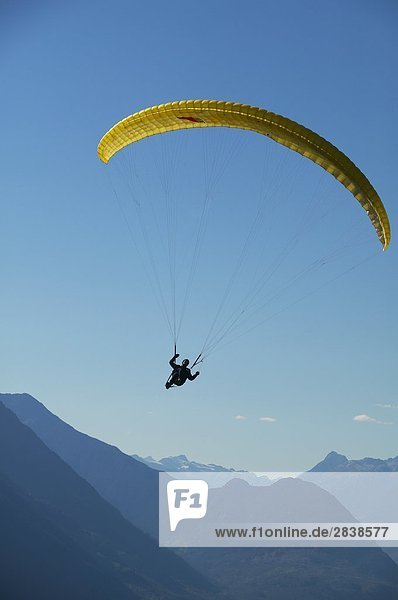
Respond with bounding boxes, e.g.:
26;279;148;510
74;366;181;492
132;453;240;472
2;392;398;600
311;450;398;472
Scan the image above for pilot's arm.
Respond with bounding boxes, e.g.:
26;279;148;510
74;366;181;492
187;369;200;381
169;353;180;369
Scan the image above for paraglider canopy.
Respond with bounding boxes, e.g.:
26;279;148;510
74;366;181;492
98;99;390;250
98;100;390;369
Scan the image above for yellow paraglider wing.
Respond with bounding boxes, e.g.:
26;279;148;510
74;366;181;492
98;100;390;249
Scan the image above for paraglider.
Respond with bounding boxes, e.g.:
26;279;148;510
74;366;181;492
98;100;390;386
165;353;200;389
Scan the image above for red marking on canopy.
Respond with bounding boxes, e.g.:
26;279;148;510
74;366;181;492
177;115;205;123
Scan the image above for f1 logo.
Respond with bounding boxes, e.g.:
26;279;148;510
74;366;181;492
167;480;209;531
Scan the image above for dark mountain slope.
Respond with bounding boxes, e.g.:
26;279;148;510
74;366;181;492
181;545;398;600
0;472;137;600
1;393;158;537
0;401;216;600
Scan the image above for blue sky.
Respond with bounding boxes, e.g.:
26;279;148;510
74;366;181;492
1;0;397;470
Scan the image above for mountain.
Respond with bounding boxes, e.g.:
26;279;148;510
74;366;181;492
168;476;359;547
180;454;398;597
3;393;398;599
0;471;135;600
181;546;398;600
132;453;239;472
310;451;398;568
1;393;159;538
0;400;216;600
311;451;398;472
179;474;398;599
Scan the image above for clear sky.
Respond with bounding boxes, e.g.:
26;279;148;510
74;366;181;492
1;0;397;470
